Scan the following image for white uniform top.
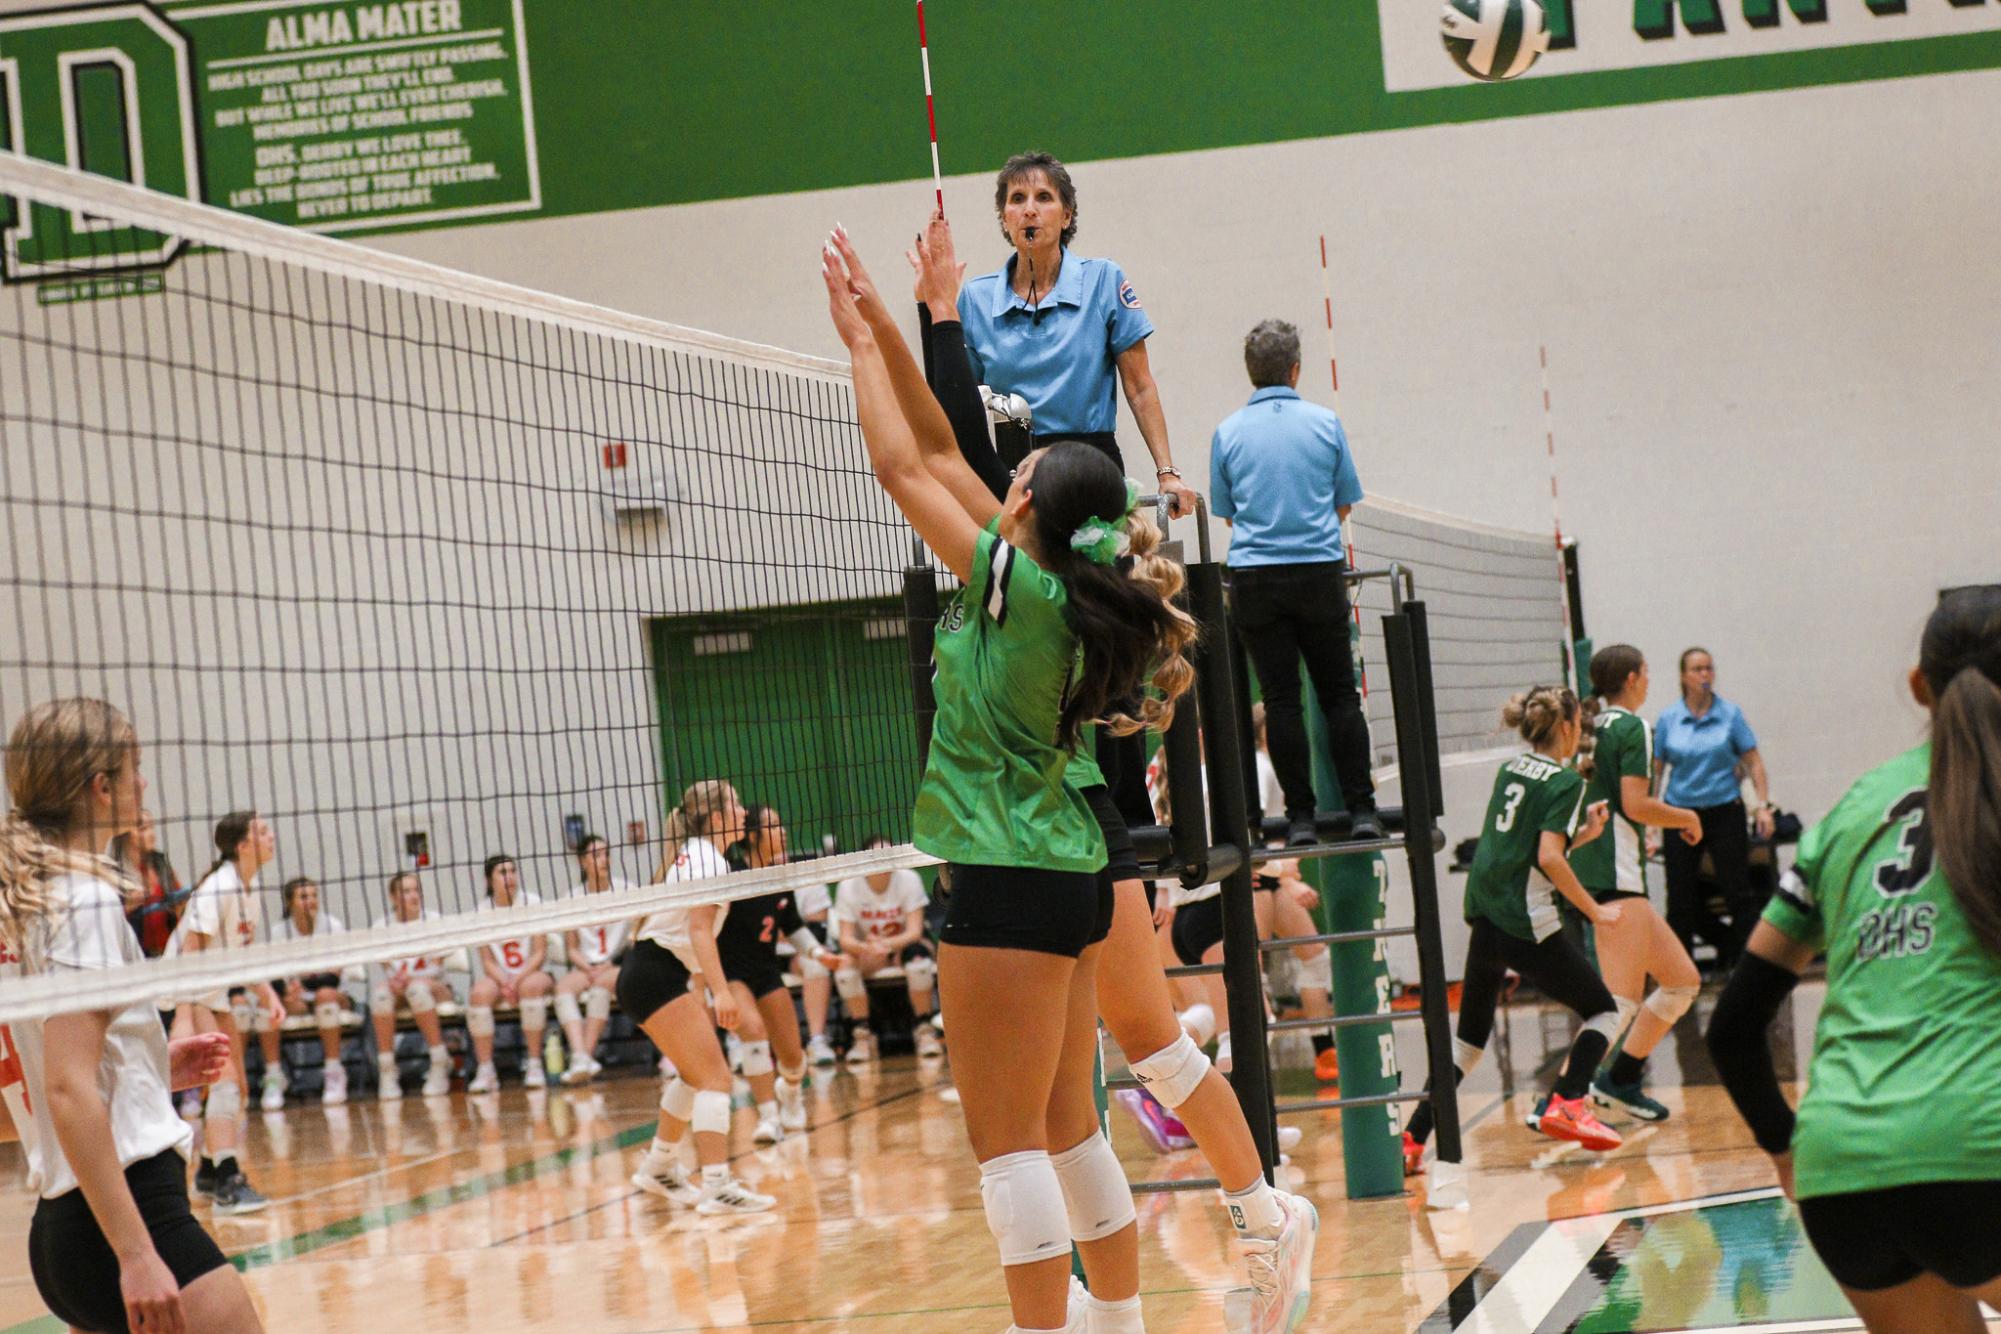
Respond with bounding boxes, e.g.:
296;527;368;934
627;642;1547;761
570;881;634;967
375;910;446;982
795;882;833;920
14;873;193;1198
479;893;547;979
1256;749;1283;822
831;872;928;944
636;839;731;971
1149;751;1223;907
0;941;41;1181
273;911;346;944
166;861;264;1010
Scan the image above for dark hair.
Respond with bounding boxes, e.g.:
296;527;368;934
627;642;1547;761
1024;442;1196;748
483;853;515;897
1501;685;1579;750
1589;644;1645;700
994;152;1078;248
1921;585;2001;956
574;834;607;861
730;804;784;868
1244;319;1301;388
861;832;891;850
282;876;316;914
197;809;258;886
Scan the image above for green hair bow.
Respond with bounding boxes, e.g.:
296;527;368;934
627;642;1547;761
1068;478;1142;566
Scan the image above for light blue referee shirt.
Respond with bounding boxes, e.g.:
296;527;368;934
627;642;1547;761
958;249;1154;436
1209;386;1363;567
1655;695;1759;808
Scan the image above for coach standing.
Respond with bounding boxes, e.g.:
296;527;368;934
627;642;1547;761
1211;320;1380;847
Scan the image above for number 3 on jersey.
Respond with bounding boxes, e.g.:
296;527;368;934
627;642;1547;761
1874;790;1932;897
1494;783;1527;833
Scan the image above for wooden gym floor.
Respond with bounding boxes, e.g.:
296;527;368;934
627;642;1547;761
0;983;1963;1333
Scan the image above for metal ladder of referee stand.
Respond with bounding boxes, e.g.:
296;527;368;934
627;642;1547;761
896;501;1464;1198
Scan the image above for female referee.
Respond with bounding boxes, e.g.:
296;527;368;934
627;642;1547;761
915;211;1318;1332
825;226;1193;1334
1709;586;2001;1334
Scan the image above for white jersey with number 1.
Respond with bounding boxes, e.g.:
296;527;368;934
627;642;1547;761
571;880;635;967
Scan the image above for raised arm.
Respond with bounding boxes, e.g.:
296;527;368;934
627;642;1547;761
909;214;1013;504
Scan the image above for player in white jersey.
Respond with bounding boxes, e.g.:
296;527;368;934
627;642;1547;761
623;779;773;1215
370;871;454;1099
794;877;839;1066
271;875;355;1105
465;853;555;1092
831;835;940;1065
556;833;631;1086
1;698;260;1332
165;809;283;1214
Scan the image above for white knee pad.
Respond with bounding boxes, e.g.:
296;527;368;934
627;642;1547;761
1050;1133;1136;1243
554;992;583;1027
315;1000;344;1031
739;1040;774;1078
370;985;392;1013
834;967;867;1005
691;1088;731;1137
519;996;549;1031
1452;1037;1486;1077
404;983;438;1015
978;1150;1071;1267
1613;995;1640;1041
585;987;612;1021
466;1005;496;1038
903;954;937;994
1581;1009;1622;1044
660;1076;697;1122
1177;1003;1216;1048
229;995;256;1033
1644;984;1699;1026
206;1078;241;1123
1128;1033;1211;1110
800;953;829;981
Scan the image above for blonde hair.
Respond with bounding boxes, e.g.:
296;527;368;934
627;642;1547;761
654;779;740;880
1500;685;1580;751
1101;508;1198;738
1;698;140;947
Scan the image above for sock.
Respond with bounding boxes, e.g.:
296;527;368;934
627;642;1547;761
701;1163;727;1187
217;1155;238;1179
427;1044;448;1064
1311;1033;1334;1057
1223;1177;1287;1239
1608;1050;1646;1087
1085;1293;1144;1332
1555;1029;1611;1101
758;1100;779;1123
646;1136;677;1161
203;1154;221;1171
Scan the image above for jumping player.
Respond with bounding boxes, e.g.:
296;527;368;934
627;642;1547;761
466;853;554;1093
556;834;629;1086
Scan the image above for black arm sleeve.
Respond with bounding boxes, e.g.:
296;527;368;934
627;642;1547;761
923;317;1011;502
1705;952;1802;1154
775;892;805;938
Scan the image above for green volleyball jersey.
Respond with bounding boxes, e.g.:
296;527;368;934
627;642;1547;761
1463;752;1587;943
1066;720;1107;793
912;522;1106;873
1572;707;1652;898
1762;743;2001;1200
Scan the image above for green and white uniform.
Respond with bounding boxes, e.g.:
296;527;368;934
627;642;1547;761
913;520;1105;873
1573;706;1652;899
1464;753;1587;943
1763;743;2001;1201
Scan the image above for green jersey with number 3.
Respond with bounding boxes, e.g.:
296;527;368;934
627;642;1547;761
1762;743;2001;1200
1464;753;1587;943
1571;707;1652;898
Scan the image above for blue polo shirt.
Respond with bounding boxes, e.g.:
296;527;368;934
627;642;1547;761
1656;695;1759;808
958;249;1154;436
1209;386;1363;567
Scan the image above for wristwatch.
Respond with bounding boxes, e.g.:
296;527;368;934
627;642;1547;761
1156;466;1182;479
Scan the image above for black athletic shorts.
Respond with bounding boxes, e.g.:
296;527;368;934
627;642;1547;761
1584;885;1649;904
615;939;695;1025
1171;894;1226;968
717;942;789;1001
942;864;1115;958
299;972;343;993
1798;1180;2001;1292
30;1149;228;1333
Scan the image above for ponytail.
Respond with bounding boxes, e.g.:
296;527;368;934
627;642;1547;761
1501;685;1579;751
1921;586;2001;956
653;779;739;881
1574;695;1605;780
197;809;257;890
1;699;140;948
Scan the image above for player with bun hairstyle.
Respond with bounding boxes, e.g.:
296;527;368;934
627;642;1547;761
1709;586;2001;1333
2;698;256;1333
1402;686;1626;1175
556;834;629;1086
825;224;1198;1334
622;779;774;1215
370;871;453;1099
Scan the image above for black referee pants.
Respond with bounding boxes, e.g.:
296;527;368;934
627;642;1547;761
1663;799;1762;968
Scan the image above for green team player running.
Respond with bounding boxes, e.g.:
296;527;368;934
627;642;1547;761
1573;644;1705;1122
1402;685;1625;1176
1709;585;2001;1334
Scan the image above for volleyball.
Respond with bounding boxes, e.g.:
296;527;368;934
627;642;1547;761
1441;0;1552;82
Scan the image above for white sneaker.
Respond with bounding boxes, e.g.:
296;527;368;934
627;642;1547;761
752;1116;783;1147
1277;1125;1302;1154
806;1035;836;1068
1229;1192;1319;1334
695;1175;776;1215
845;1030;875;1068
523;1060;547;1090
467;1062;499;1094
561;1055;600;1087
777;1079;807;1133
322;1062;348;1107
421;1058;452;1097
260;1070;286;1112
377;1056;403;1101
1216;1031;1234;1074
631;1154;701;1206
916;1025;944;1059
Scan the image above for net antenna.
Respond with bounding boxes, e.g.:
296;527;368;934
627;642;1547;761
916;0;946;216
0;152;937;1025
1319;233;1366;699
1539;343;1578;692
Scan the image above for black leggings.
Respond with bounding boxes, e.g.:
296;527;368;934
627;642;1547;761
1664;799;1762;966
1406;918;1617;1144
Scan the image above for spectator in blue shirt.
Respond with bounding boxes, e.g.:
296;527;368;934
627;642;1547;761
1654;647;1777;966
1211;319;1377;846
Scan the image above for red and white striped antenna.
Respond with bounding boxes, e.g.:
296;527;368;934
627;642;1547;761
916;1;944;214
1322;234;1366;697
1541;343;1578;691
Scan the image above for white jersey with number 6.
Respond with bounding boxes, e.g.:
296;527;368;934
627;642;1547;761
481;893;547;978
